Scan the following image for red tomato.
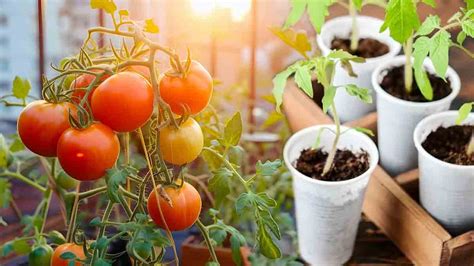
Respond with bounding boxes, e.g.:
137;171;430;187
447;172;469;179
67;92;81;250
91;72;154;132
159;118;203;165
51;243;85;266
70;70;110;105
147;182;202;231
159;60;213;115
57;123;120;181
125;65;151;80
18;100;75;157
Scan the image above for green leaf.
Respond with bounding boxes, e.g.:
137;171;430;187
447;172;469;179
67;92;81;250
380;0;420;43
457;31;467;45
429;29;451;79
12;238;31;255
272;67;296;112
344;84;372;103
413;36;433;100
321;85;337;113
456;102;473;124
421;0;436;7
144;19;159;33
294;65;313;97
307;0;332;33
256;160;282;176
415;68;433;100
209;228;227;245
209;167;233;206
327;50;365;63
462;20;474;37
256;223;281;259
12;76;31;100
9;136;24;152
354;127;375;137
105;166;138;203
60;251;77;260
235;192;256;214
202;149;222;171
0;179;12;208
90;0;117;14
284;0;307;28
353;0;363;10
223;112;242;147
230;234;244;266
259;209;281;239
466;0;474;10
270;27;311;58
255;192;277;208
417;15;440;36
21;215;42;234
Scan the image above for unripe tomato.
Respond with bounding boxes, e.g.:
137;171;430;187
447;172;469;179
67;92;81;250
70;70;110;105
147;181;202;231
91;72;154;132
159;60;213;115
56;170;78;190
28;244;53;266
159;118;203;165
18;100;75;157
51;243;85;266
125;65;151;80
57;123;120;181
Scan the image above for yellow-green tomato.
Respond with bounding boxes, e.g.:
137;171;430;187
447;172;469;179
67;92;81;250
159;118;203;165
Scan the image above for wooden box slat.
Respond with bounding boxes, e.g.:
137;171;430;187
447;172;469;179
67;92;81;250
282;81;474;265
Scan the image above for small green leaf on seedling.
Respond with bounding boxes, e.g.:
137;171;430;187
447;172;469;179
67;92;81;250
354;127;375;137
12;76;31;100
457;31;467;45
417;15;440;36
269;27;311;58
462;19;474;37
118;9;129;17
272;66;296;112
380;0;420;43
345;84;372;103
144;19;159;33
321;86;337;113
421;0;436;7
456;102;473;125
429;29;450;79
284;0;308;28
306;0;331;33
295;65;313;97
90;0;117;14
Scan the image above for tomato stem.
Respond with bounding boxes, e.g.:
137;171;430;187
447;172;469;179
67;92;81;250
66;184;81;243
196;219;220;264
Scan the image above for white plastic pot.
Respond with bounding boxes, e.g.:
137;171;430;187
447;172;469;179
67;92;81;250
283;125;379;265
372;56;461;176
414;111;474;235
317;16;401;122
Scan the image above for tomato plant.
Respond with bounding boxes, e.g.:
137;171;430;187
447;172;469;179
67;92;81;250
70;70;110;105
92;72;154;132
147;181;202;231
51;243;85;266
57;123;120;181
28;244;53;266
18;100;75;157
160;60;213;115
160;117;204;165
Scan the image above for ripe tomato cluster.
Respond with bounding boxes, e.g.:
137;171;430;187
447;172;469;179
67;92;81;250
17;61;212;233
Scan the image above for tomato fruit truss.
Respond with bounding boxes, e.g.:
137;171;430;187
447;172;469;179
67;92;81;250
147;181;202;231
28;244;53;266
70;70;110;105
160;60;213;115
18;100;75;157
160;117;204;165
57;123;120;181
92;71;154;132
51;243;85;266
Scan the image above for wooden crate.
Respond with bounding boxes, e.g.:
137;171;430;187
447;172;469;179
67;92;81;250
282;82;474;265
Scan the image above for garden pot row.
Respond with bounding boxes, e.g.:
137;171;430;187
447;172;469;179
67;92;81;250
281;15;472;265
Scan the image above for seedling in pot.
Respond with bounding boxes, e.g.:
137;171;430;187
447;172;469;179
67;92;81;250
381;1;474;100
273;30;373;180
283;0;387;56
421;102;474;165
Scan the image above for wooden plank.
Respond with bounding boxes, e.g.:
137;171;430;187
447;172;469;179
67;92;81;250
344;112;378;134
394;169;420;199
442;231;474;266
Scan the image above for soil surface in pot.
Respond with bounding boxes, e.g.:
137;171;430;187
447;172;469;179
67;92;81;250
422;125;474;165
380;66;452;102
295;148;370;181
331;37;389;58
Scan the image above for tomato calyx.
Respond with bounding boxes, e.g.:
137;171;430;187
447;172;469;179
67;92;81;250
165;48;192;79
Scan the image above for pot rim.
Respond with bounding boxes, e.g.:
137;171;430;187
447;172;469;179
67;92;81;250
283;124;379;186
316;15;401;63
413;110;474;169
372;55;461;108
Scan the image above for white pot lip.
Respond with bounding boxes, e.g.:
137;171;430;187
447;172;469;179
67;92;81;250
316;15;401;63
414;111;474;169
372;55;461;107
283;124;379;186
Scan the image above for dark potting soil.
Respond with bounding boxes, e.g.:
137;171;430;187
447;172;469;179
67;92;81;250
380;65;452;102
331;37;389;58
295;148;370;181
422;125;474;165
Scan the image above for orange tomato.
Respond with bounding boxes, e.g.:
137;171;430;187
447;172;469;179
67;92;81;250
70;70;110;105
51;243;85;266
147;182;202;231
18;100;75;157
91;72;154;132
159;60;213;115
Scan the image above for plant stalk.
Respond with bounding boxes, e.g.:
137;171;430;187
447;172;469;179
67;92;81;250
349;0;359;51
0;172;46;192
322;102;341;176
196;219;219;265
467;133;474;156
404;35;414;94
66;184;81;243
